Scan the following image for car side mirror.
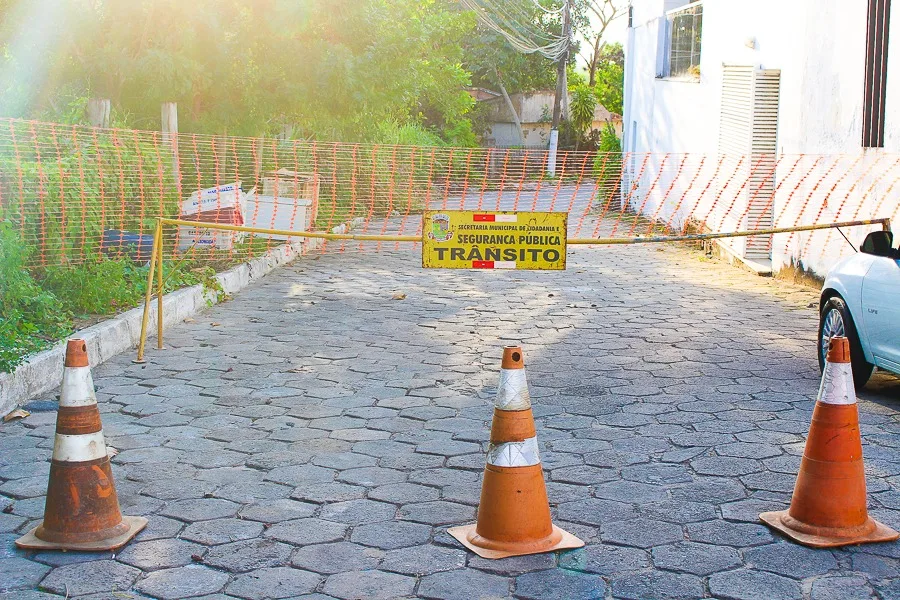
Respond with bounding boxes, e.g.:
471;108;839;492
860;231;894;257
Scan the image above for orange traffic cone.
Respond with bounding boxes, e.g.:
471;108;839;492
759;336;899;548
16;339;147;551
448;346;583;559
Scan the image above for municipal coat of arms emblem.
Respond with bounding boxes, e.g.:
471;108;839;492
428;213;453;242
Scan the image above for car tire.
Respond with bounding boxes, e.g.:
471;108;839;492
818;296;874;389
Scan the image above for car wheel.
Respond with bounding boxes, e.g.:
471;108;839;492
819;296;874;389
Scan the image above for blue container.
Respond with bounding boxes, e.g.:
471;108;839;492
101;230;155;262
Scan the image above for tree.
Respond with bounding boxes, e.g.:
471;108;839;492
577;0;626;87
592;42;624;115
0;0;477;142
569;83;597;150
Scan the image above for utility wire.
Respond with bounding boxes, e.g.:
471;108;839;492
461;0;570;60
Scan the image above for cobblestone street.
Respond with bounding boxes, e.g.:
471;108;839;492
2;243;899;600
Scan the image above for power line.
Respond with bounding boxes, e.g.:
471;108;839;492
461;0;570;60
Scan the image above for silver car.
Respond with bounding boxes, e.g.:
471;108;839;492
819;229;900;389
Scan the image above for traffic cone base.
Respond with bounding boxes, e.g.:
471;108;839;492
16;516;147;552
759;511;897;549
448;523;583;560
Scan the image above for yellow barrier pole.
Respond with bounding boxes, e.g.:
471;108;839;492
158;217;889;246
156;223;165;350
567;218;892;245
159;218;420;243
135;220;162;363
882;218;892;233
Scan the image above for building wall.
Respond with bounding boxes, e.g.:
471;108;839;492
623;0;900;275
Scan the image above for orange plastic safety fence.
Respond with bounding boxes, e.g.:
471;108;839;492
0;118;897;276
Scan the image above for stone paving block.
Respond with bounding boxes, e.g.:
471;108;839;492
117;538;205;570
323;570;415;600
558;544;649;575
181;518;265;545
291;541;383;573
620;463;693;485
40;560;141;596
350;520;432;550
708;568;803;600
312;452;379;470
0;557;51;592
550;465;617;485
0;592;63;600
556;498;638;527
264;518;348;545
601;518;683;548
850;551;900;579
743;542;839;579
265;464;336;486
609;570;705;600
159;498;240;522
133;515;184;542
691;456;764;476
337;467;407;487
686;519;774;547
204;538;293;572
379;544;466;575
398;501;475;525
292;482;367;504
225;567;322;599
514;568;605;600
592;481;668;504
418;569;511;600
652;541;741;575
669;477;748;503
809;575;875;600
638;500;717;524
368;482;441;504
239;499;317;523
135;564;230;599
319;499;396;525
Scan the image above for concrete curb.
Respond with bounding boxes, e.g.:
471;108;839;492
0;239;320;417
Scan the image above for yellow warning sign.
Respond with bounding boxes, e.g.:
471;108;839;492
422;211;567;270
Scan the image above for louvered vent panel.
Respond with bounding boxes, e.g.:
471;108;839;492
718;65;780;261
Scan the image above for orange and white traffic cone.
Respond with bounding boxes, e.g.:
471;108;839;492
448;346;583;559
759;336;899;548
16;339;147;551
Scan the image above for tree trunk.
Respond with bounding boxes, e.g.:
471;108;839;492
86;99;111;128
494;68;524;146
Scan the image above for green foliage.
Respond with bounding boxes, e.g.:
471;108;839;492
569;84;597;147
0;0;477;142
593;43;624;115
40;257;225;317
0;221;72;373
593;122;622;187
40;258;146;316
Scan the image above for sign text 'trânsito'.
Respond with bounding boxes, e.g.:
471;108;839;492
422;211;567;270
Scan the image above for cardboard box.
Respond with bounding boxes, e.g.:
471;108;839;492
243;189;313;240
181;182;244;216
176;225;237;252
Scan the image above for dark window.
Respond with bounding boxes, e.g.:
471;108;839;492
665;3;703;78
863;0;891;147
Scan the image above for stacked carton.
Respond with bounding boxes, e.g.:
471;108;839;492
177;183;245;251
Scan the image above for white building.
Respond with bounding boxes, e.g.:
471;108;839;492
481;91;622;148
622;0;900;275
